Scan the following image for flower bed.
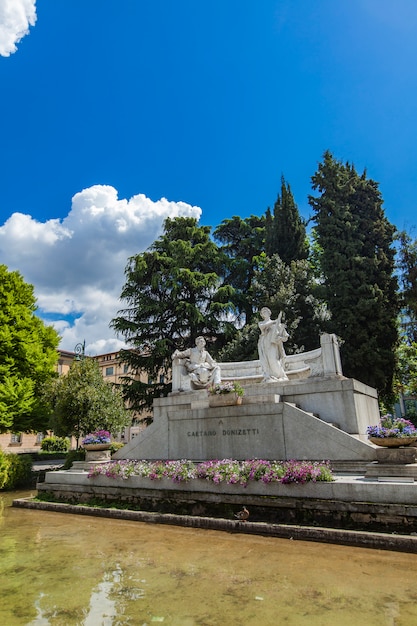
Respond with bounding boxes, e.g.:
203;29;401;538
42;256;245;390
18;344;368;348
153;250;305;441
88;458;333;485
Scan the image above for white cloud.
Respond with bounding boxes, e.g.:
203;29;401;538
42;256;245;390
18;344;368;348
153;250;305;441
0;185;202;353
0;0;37;56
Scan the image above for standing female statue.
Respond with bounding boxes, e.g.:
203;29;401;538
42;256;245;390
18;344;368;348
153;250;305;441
258;307;289;382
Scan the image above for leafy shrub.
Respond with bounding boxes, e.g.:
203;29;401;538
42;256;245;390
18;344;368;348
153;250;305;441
0;451;8;489
36;451;68;460
41;436;70;452
0;451;33;490
110;441;124;455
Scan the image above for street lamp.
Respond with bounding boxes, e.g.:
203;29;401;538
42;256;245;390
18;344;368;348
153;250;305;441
74;340;86;361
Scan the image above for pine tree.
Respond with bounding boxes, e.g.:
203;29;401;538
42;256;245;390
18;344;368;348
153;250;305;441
213;214;265;325
309;151;399;400
111;217;234;413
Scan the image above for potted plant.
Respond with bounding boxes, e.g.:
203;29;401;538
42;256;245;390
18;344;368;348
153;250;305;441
82;430;112;450
208;381;244;406
367;415;417;447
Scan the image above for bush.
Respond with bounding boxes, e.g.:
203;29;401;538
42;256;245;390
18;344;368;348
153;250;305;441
0;451;8;489
41;436;70;453
0;451;33;490
35;451;68;460
110;441;124;455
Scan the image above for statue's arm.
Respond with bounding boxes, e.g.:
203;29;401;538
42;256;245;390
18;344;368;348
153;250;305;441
205;352;217;367
172;348;190;359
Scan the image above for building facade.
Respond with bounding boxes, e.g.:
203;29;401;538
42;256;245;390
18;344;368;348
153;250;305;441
0;349;149;453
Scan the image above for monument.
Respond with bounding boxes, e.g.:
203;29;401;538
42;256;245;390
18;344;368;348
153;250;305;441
36;309;417;532
114;312;380;467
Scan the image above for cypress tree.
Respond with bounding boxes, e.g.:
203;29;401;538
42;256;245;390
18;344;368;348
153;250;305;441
265;176;309;263
309;151;399;400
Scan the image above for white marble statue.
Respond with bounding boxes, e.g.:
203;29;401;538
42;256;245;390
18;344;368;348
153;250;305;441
172;336;221;389
258;307;289;382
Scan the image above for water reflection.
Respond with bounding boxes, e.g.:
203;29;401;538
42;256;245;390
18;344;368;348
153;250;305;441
1;490;417;625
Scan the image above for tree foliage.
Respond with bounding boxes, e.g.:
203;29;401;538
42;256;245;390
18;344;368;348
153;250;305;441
51;358;130;444
220;254;328;362
111;217;236;412
213;214;265;325
0;265;60;433
252;254;329;353
309;151;399;399
265;176;309;263
397;231;417;343
394;340;417;399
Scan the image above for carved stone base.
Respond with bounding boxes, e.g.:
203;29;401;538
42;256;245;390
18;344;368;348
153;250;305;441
85;448;111;462
365;447;417;480
376;447;417;464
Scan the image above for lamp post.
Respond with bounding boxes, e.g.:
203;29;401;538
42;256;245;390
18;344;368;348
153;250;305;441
74;340;86;361
73;340;86;448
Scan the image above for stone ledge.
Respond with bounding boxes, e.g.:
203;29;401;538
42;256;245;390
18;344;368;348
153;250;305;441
13;498;417;554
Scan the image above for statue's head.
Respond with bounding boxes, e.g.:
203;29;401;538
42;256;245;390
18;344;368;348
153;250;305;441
260;307;271;319
195;336;206;348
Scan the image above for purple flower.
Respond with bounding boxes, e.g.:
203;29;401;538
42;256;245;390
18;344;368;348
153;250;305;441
82;430;111;445
367;415;417;439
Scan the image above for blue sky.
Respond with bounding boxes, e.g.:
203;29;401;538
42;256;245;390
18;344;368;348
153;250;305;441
1;0;417;353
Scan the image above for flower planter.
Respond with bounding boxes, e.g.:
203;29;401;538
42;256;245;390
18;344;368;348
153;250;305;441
208;395;243;407
369;437;417;448
84;444;111;451
84;443;111;463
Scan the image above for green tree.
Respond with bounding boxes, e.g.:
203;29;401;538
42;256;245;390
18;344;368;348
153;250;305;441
394;340;417;400
265;176;309;263
51;358;130;445
0;265;60;433
220;254;328;362
253;254;328;353
397;231;417;342
111;217;235;413
213;214;265;325
309;151;399;400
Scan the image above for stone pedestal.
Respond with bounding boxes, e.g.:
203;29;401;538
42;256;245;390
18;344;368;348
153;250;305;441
67;449;111;473
376;447;417;464
365;447;417;481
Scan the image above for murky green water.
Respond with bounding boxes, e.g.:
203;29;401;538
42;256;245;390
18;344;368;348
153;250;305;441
1;491;417;626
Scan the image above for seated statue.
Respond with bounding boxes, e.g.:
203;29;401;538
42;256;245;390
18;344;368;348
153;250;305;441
258;307;289;382
172;336;221;389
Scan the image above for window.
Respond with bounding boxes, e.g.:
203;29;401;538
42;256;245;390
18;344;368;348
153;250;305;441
159;374;165;384
10;433;22;444
105;366;114;376
36;432;44;444
123;364;129;373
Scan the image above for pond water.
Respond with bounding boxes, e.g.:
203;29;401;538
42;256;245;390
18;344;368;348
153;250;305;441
1;490;417;626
